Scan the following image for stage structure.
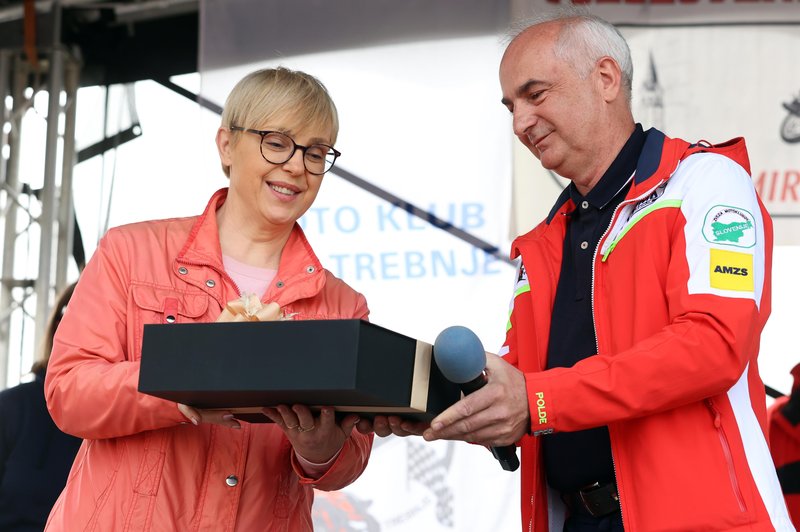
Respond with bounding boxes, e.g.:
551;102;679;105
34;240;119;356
0;0;198;386
0;3;80;387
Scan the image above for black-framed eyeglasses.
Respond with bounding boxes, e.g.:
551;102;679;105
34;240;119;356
229;126;340;175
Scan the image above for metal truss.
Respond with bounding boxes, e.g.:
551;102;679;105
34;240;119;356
0;10;80;388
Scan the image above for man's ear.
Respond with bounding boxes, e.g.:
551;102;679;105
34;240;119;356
595;56;623;103
216;127;233;166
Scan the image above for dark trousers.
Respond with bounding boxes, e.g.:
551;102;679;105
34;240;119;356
564;510;624;532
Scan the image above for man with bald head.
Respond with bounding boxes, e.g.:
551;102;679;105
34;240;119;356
418;10;792;532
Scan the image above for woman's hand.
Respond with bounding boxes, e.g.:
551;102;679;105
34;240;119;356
177;403;242;429
262;405;360;464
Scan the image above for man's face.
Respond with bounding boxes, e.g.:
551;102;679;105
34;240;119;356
499;23;605;181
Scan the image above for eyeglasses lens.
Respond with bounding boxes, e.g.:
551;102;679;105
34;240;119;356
260;131;336;174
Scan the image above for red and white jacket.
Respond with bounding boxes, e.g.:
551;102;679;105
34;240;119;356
501;129;793;531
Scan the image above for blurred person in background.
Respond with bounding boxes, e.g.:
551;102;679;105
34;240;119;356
768;363;800;528
44;67;372;531
0;282;81;531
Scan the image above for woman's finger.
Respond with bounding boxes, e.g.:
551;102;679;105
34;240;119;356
275;404;300;429
177;403;200;425
292;404;316;432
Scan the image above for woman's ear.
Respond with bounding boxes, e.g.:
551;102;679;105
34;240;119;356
216;127;233;166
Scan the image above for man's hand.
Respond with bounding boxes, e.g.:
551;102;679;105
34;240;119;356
356;415;428;438
422;353;530;446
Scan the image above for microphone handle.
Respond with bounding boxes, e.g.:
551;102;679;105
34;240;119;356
458;371;520;472
460;372;488;395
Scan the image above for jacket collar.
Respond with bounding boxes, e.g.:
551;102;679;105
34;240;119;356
544;127;678;225
516;128;749;259
177;188;228;270
177;188;326;306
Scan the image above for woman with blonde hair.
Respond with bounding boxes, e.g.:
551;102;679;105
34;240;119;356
44;68;372;531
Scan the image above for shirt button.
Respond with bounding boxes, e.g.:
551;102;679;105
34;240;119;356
178;267;188;275
206;279;215;288
165;315;176;323
276;281;285;288
580;241;589;250
581;201;589;209
225;475;238;487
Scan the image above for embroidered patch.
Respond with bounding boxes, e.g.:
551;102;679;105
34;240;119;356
702;205;756;248
517;263;528;283
534;391;548;425
709;249;754;292
631;183;667;217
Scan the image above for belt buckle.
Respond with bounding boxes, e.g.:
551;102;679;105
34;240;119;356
578;482;620;518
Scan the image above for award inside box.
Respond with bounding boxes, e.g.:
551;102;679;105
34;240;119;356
138;319;461;423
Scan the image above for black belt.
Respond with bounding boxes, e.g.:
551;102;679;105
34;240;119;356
561;481;620;518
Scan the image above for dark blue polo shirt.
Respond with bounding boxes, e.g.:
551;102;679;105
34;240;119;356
542;124;645;493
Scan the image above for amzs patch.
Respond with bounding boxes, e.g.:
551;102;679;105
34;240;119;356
709;248;754;292
702;205;756;248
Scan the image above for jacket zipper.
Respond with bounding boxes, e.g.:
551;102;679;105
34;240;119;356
600;178;669;260
529;494;533;532
706;398;747;512
532;176;669;531
590;176;668;353
590;174;662;352
590;202;626;531
588;175;665;530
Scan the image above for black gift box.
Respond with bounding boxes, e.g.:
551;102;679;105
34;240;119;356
138;319;461;423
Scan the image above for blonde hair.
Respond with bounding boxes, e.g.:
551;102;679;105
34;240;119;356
219;67;339;177
32;281;77;374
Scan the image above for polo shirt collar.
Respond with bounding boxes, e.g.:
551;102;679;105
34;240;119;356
568;123;645;210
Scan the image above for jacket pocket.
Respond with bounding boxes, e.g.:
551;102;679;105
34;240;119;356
130;284;210;360
706;398;747;513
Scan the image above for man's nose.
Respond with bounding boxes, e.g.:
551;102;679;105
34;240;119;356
512;105;536;138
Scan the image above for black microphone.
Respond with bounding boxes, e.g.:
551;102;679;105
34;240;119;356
433;326;520;472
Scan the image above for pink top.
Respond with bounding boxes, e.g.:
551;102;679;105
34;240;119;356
223;255;276;298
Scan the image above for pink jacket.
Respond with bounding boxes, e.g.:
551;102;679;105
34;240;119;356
45;188;373;532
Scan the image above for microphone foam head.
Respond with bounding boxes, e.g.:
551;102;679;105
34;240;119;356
433;325;486;384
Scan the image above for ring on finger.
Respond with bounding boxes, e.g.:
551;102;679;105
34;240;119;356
286;424;299;430
297;425;315;433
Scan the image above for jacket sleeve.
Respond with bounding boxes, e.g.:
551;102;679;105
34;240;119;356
44;230;186;440
498;259;528;367
292;431;375;491
524;153;770;433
